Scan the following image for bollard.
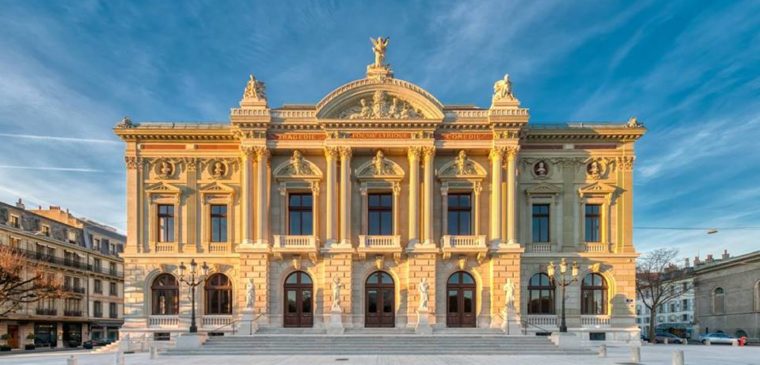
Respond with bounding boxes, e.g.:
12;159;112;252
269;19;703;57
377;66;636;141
598;344;607;357
67;355;78;365
664;338;669;345
732;339;738;347
683;338;688;345
630;346;641;363
150;345;157;360
114;351;125;365
672;350;684;365
705;339;711;346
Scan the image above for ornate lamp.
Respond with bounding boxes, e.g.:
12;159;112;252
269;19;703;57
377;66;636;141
547;258;580;333
179;258;209;333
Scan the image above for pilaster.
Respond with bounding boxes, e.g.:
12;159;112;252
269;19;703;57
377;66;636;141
324;147;339;246
505;146;519;245
406;147;421;247
488;147;504;248
421;146;435;245
338;147;352;246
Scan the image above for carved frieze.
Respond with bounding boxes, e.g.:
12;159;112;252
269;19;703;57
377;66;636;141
338;90;424;120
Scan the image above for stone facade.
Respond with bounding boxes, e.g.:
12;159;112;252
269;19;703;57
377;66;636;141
0;200;125;349
114;39;645;342
693;250;760;341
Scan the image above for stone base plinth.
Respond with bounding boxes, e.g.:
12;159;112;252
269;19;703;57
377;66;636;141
549;332;582;348
175;333;207;349
327;309;344;335
415;309;432;335
238;309;257;336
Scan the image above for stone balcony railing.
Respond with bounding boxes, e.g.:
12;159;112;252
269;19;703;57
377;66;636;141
202;315;234;328
357;235;402;259
523;314;558;330
154;242;177;254
272;235;319;259
441;235;488;259
526;243;553;253
148;315;180;328
207;242;230;254
580;314;610;328
584;242;609;253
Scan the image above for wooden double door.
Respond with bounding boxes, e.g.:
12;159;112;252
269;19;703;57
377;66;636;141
365;271;395;327
447;271;476;327
283;271;313;328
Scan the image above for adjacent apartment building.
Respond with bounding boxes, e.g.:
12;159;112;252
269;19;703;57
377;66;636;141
0;200;125;349
692;250;760;341
636;265;695;338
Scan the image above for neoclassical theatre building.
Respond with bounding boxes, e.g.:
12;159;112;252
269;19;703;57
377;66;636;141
115;39;645;342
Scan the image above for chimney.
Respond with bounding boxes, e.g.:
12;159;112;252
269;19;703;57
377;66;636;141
684;258;690;268
722;249;730;260
706;254;714;263
694;256;701;265
15;198;25;209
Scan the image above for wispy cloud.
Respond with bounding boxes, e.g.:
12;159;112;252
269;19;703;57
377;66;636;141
0;133;121;145
0;165;109;173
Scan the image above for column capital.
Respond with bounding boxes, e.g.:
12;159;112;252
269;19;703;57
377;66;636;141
421;146;436;160
124;156;143;170
617;156;635;171
253;146;269;161
338;146;352;160
489;146;506;161
324;146;339;160
505;146;520;159
407;146;422;161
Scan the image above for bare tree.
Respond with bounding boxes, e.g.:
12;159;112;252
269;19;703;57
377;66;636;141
0;245;64;317
636;248;691;343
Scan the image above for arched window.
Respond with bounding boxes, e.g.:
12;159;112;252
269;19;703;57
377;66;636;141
446;271;476;327
581;273;607;315
712;287;725;314
151;274;179;315
528;273;555;314
205;273;232;315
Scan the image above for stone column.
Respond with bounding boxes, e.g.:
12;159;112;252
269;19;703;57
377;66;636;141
440;185;449;236
421;146;435;245
184;158;198;253
339;147;352;246
254;147;269;246
489;147;504;247
324;147;339;245
124;155;142;254
473;182;482;236
506;146;519;245
392;182;401;236
407;147;421;245
311;182;320;238
240;147;255;246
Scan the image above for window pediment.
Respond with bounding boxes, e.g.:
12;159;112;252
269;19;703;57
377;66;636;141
273;150;323;180
437;150;487;180
355;150;404;180
145;182;181;195
578;182;617;197
526;183;562;195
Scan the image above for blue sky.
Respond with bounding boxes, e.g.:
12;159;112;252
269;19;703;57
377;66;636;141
0;1;758;260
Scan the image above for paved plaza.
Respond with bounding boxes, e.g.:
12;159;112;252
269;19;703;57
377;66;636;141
0;345;757;365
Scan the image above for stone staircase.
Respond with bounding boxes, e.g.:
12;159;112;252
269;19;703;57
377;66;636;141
165;332;594;356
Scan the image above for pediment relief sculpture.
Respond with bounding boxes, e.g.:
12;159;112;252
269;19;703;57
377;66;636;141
338;90;424;120
273;150;323;179
355;150;404;179
438;150;487;179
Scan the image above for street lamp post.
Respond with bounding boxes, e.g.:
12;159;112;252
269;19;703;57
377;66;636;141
178;258;209;333
547;258;579;333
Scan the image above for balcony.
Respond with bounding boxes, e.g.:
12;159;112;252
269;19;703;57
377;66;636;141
580;314;610;328
208;242;230;254
526;243;553;253
584;242;609;253
357;235;402;259
36;308;57;316
149;315;180;328
272;235;319;260
63;286;86;295
154;242;177;254
441;235;487;260
64;310;83;317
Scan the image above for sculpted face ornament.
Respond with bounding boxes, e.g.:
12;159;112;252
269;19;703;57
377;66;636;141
157;160;174;179
211;161;226;179
534;160;548;177
587;160;601;179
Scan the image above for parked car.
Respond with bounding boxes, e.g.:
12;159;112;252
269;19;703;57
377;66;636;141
654;332;684;344
699;332;736;345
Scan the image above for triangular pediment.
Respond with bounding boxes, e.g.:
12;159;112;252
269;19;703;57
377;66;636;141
200;182;235;194
578;181;617;196
145;182;181;194
526;183;562;195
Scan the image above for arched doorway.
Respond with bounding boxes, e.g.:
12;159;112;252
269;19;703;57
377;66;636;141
365;271;394;327
447;271;476;327
283;271;313;327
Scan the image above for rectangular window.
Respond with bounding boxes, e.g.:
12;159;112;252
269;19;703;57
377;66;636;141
94;280;102;294
157;205;175;242
93;258;102;272
584;204;601;242
210;205;228;242
682;299;688;311
532;204;550;242
368;193;393;235
109;303;118;318
42;225;50;237
288;193;313;235
10;215;19;228
101;239;109;255
109;262;117;276
447;193;472;235
93;238;100;251
110;282;117;296
94;301;102;318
